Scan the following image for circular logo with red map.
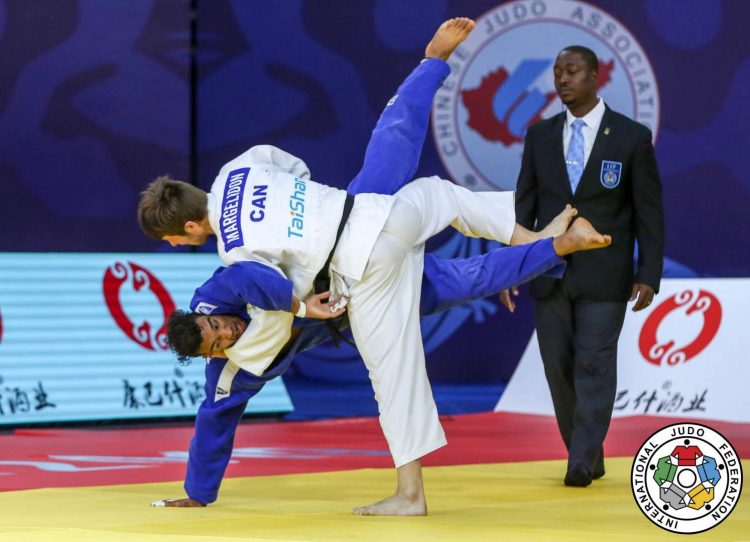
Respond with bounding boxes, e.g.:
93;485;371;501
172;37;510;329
103;261;176;351
432;0;660;190
639;290;722;366
631;423;742;534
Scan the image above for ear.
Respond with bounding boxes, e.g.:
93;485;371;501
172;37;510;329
184;220;200;233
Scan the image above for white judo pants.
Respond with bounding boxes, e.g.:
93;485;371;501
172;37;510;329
344;177;516;467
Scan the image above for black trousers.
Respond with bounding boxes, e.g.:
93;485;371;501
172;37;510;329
533;281;627;472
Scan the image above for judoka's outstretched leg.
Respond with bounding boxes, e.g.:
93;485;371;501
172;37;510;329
346;21;462;197
421;221;616;316
346;58;448;196
420;239;564;316
386;177;610;249
348;17;478;517
344;17;579;241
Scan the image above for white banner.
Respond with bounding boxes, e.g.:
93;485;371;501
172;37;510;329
496;279;749;422
0;253;292;425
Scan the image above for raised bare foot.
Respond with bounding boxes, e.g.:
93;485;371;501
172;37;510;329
540;204;578;238
425;17;475;61
553;217;612;256
353;493;427;517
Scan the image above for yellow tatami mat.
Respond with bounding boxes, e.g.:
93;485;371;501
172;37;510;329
0;458;746;542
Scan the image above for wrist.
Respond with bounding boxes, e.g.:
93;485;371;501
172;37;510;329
295;301;307;318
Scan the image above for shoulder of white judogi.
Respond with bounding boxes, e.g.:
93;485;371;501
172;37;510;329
224;307;294;377
219;145;311;180
206;147;275;200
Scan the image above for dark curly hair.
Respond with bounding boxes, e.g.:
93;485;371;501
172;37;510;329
166;310;203;364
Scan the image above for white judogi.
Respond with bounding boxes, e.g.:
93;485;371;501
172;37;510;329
207;145;390;298
207;146;393;375
210;146;517;467
338;177;515;466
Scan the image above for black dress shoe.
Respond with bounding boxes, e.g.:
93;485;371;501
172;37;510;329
564;464;592;487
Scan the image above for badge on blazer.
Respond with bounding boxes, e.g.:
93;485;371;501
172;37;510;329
600;161;623;189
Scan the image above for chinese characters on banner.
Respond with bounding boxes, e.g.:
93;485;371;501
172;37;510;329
497;280;750;423
0;253;292;425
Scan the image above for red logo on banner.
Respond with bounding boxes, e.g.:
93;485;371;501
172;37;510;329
639;290;722;366
103;262;176;351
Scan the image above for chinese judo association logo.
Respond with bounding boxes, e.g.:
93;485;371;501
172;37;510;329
631;423;743;534
432;0;659;191
639;289;722;367
103;261;176;351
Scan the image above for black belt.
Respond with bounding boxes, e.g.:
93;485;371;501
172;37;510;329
313;194;355;348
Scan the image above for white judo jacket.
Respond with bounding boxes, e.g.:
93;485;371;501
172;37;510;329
206;145;393;375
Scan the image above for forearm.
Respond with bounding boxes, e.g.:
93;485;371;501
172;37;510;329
184;372;264;504
185;401;246;505
632;132;665;290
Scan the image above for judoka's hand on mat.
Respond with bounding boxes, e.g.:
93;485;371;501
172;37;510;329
303;291;348;319
151;498;206;507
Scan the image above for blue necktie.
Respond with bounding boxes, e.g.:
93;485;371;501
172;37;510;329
566;118;586;193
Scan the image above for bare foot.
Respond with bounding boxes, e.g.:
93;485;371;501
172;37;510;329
553;217;612;256
353;493;427;517
540;204;578;238
425;17;475;61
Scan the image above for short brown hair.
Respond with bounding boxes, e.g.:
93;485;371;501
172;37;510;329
138;176;208;239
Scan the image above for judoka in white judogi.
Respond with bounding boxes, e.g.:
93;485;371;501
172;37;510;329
206;140;516;467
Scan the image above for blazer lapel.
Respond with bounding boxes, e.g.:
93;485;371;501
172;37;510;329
575;106;613;196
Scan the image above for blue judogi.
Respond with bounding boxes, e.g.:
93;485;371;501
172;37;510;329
183;58;566;503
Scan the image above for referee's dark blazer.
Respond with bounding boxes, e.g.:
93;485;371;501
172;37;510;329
515;105;665;301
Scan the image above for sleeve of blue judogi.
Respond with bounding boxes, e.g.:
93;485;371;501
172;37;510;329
191;262;294;314
184;359;266;504
419;238;567;316
347;58;450;196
